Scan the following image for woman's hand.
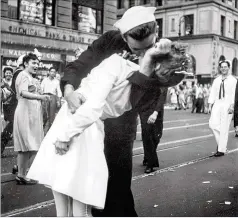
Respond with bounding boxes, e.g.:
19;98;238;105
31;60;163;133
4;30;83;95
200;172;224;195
228;104;234;114
208;104;212;114
54;140;69;155
145;38;172;58
41;94;51;101
140;39;172;76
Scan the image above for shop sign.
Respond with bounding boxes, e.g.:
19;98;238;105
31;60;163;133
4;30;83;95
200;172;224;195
1;49;61;61
2;57;60;72
1;19;98;45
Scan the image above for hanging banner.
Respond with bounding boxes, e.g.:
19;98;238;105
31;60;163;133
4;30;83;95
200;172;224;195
211;36;220;76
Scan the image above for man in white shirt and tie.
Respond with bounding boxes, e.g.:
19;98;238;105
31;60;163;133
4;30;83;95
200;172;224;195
208;60;237;157
41;67;62;133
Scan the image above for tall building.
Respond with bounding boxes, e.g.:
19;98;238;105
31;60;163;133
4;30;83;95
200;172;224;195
1;0;117;75
117;0;238;83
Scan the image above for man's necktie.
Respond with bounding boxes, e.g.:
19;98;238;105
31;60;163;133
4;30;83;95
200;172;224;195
219;78;226;99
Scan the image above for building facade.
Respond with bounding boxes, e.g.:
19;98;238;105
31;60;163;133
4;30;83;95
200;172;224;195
1;0;117;76
117;0;238;84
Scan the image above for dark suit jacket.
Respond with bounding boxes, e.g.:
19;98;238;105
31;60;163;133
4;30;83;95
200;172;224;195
234;80;238;127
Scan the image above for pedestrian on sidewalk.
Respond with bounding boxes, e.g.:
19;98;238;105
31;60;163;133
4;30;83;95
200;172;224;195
208;60;237;157
41;67;62;134
196;84;204;113
13;53;50;185
1;66;14;156
234;80;238;137
178;84;186;110
169;86;178;109
139;87;167;173
203;84;210;114
191;81;197;113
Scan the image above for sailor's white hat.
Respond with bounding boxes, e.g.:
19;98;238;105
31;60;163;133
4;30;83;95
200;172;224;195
114;6;156;34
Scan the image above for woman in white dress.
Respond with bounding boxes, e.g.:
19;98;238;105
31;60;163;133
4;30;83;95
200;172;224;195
169;87;178;109
27;40;188;216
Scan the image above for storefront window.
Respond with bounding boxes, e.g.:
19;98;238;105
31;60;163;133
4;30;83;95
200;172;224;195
72;1;103;34
8;0;18;19
45;0;53;25
18;0;54;25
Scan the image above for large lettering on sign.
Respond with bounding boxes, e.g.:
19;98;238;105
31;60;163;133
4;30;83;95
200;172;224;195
1;19;99;44
1;49;61;61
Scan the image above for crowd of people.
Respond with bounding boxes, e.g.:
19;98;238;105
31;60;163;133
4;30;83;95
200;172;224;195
1;5;238;217
168;82;212;113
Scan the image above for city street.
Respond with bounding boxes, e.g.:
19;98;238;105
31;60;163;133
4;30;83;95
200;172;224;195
1;109;238;217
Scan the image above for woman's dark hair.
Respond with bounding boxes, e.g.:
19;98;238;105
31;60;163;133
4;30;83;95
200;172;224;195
179;84;184;91
22;53;39;67
124;21;157;41
219;60;230;68
49;67;56;72
3;66;13;75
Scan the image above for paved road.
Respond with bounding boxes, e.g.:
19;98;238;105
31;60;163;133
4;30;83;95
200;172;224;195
1;109;238;217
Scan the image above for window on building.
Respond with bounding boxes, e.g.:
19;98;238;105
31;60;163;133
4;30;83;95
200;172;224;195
156;18;163;38
184;14;194;35
235;0;238;8
221;15;225;36
232;58;238;76
156;0;163;6
221;0;225;3
227;0;233;6
129;0;135;7
171;18;175;32
8;0;18;19
117;0;125;9
140;0;150;4
234;20;238;40
18;0;55;25
72;0;103;34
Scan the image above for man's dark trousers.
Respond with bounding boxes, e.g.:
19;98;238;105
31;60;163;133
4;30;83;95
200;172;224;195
92;110;138;217
43;94;58;134
139;110;164;168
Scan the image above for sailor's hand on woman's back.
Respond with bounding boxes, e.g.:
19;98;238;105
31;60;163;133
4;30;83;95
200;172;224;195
64;84;86;114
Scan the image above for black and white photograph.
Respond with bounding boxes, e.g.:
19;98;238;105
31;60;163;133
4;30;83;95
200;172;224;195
1;0;238;217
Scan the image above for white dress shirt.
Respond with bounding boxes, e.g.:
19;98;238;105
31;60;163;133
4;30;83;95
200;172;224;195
208;75;237;106
41;77;62;98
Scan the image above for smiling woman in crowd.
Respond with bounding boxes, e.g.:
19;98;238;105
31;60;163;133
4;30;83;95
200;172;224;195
13;53;50;185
